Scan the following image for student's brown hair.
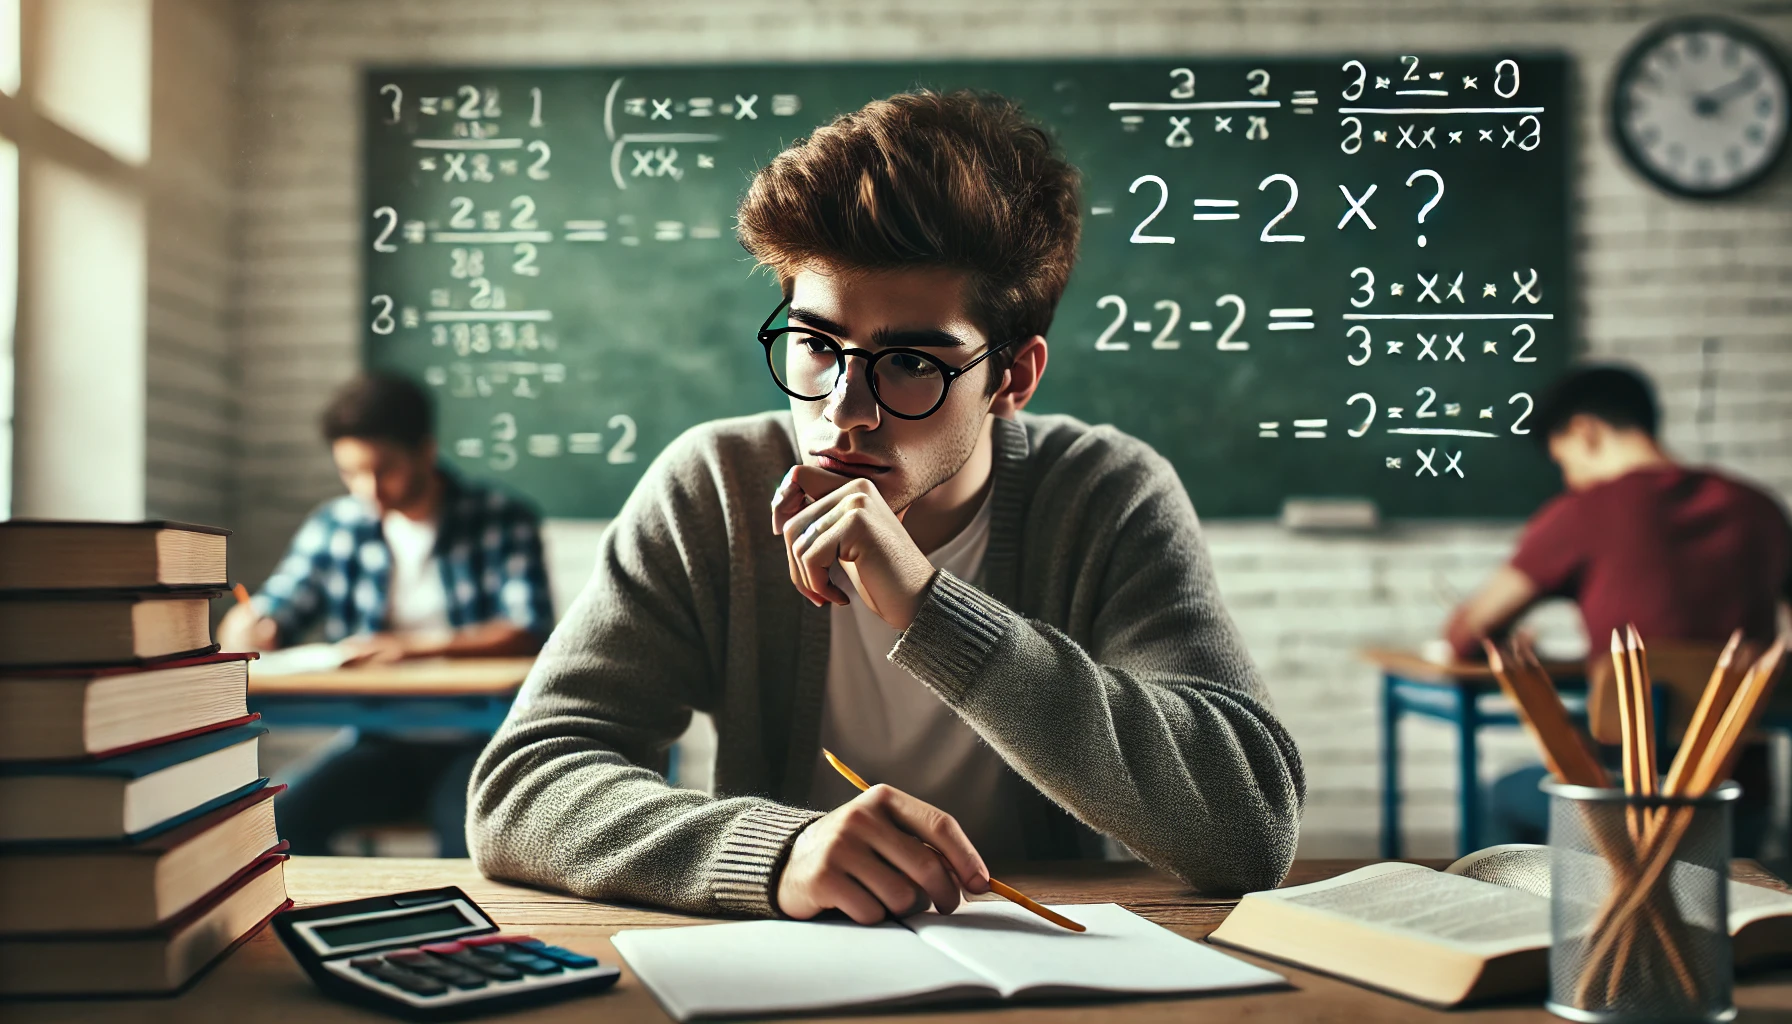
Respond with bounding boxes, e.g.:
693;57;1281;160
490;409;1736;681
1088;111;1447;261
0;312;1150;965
736;90;1081;391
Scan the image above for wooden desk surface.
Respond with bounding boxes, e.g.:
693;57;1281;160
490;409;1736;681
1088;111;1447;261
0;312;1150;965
247;657;534;697
1361;647;1584;685
13;857;1792;1022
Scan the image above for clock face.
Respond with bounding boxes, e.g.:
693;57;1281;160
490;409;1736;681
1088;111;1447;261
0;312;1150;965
1613;18;1791;196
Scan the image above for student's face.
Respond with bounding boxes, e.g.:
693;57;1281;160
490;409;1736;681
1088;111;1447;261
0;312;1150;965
782;266;1004;514
332;437;437;517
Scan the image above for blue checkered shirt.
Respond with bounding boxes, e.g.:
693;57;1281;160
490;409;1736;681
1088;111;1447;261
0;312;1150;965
252;470;553;642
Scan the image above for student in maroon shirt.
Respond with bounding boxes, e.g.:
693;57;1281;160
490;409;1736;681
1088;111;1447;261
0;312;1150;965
1446;365;1791;850
1446;365;1791;661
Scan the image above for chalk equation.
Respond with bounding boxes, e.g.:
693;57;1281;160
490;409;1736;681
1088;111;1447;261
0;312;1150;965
367;73;808;483
1106;57;1544;159
452;411;640;472
1090;54;1559;490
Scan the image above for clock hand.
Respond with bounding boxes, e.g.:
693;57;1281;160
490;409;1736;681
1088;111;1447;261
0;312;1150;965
1693;69;1760;116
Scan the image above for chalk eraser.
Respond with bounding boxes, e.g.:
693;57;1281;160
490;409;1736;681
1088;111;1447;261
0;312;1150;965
1280;498;1380;532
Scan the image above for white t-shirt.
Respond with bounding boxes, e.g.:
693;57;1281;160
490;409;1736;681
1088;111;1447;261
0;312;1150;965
807;490;1031;861
381;510;451;636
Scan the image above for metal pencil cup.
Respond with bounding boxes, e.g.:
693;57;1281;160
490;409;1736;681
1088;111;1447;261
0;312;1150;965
1542;780;1740;1024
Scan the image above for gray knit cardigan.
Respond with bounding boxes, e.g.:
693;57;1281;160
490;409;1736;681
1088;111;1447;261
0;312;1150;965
468;410;1305;916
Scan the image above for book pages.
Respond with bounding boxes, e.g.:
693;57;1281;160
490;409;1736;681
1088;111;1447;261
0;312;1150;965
1448;843;1792;933
1270;864;1550;954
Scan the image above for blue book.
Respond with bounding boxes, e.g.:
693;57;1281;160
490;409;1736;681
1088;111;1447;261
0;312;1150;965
0;725;267;843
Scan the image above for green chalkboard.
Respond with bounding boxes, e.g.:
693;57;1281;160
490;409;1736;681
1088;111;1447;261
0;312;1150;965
363;55;1573;518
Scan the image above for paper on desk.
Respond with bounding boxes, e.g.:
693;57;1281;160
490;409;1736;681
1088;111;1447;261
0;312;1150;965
249;643;351;676
613;901;1285;1022
613;916;992;1021
905;901;1286;999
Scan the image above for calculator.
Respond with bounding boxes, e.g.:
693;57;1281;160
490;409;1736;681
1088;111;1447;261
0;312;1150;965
273;886;620;1020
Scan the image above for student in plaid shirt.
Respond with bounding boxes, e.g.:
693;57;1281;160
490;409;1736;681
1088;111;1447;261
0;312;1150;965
220;374;552;856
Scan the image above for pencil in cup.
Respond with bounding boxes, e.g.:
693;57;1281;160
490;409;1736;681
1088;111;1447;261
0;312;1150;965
820;749;1085;933
1577;635;1786;1004
1483;641;1699;1004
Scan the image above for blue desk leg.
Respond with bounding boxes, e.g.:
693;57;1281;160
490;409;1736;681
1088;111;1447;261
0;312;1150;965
1382;672;1400;859
1457;683;1482;857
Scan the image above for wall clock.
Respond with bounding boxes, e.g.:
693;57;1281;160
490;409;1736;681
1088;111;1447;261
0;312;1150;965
1612;16;1790;197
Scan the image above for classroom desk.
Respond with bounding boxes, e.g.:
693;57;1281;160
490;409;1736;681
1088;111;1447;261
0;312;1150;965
246;657;534;734
1367;648;1586;859
11;857;1792;1022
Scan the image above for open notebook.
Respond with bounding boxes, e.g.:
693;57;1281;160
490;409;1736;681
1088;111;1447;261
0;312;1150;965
613;901;1284;1021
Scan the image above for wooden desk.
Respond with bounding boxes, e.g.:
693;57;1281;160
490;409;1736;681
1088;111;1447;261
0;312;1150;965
1364;648;1587;859
12;858;1792;1022
246;657;533;734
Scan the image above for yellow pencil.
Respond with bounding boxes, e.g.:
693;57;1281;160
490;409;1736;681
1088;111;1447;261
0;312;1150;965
821;748;1085;933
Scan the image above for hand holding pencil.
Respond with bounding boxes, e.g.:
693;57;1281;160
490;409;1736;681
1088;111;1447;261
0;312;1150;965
775;753;993;926
776;749;1084;933
218;583;279;653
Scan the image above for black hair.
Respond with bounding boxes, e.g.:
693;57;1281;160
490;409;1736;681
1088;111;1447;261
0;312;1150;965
1531;364;1659;448
319;373;434;449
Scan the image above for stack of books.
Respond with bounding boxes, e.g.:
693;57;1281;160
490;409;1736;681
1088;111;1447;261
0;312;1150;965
0;521;291;998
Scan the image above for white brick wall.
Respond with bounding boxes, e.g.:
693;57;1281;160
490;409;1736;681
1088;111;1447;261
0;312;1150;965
234;0;1792;857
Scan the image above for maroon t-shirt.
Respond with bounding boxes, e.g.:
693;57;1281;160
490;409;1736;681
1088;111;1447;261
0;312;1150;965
1510;466;1792;651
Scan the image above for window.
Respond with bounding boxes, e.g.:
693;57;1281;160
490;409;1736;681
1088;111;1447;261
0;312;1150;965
0;0;18;97
0;136;14;517
0;0;150;518
36;0;150;164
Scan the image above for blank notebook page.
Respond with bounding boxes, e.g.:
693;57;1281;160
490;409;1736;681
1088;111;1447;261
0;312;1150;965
612;917;993;1021
905;901;1286;998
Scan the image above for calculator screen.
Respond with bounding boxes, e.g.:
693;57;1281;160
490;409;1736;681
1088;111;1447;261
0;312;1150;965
312;905;474;950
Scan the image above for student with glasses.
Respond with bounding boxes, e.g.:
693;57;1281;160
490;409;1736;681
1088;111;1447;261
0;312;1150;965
469;91;1304;924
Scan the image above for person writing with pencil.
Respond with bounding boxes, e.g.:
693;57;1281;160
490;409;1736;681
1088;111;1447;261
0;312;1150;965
468;91;1305;924
219;374;553;857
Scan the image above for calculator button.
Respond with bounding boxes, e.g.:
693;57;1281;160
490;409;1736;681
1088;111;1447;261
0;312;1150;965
435;969;490;989
534;946;599;969
361;963;448;997
495;951;564;975
393;952;489;989
420;941;466;955
477;943;559;968
440;949;522;981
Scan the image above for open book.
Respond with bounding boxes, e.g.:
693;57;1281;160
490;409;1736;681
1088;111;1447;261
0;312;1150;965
1209;845;1792;1007
613;901;1284;1021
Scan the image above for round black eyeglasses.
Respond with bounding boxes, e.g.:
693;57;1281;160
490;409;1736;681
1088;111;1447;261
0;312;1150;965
757;297;1015;420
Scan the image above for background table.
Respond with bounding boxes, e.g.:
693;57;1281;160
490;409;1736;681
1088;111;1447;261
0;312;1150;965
12;858;1792;1022
247;657;535;734
1365;649;1587;859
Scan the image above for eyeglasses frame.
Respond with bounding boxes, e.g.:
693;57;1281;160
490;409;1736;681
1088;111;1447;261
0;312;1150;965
756;296;1017;420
